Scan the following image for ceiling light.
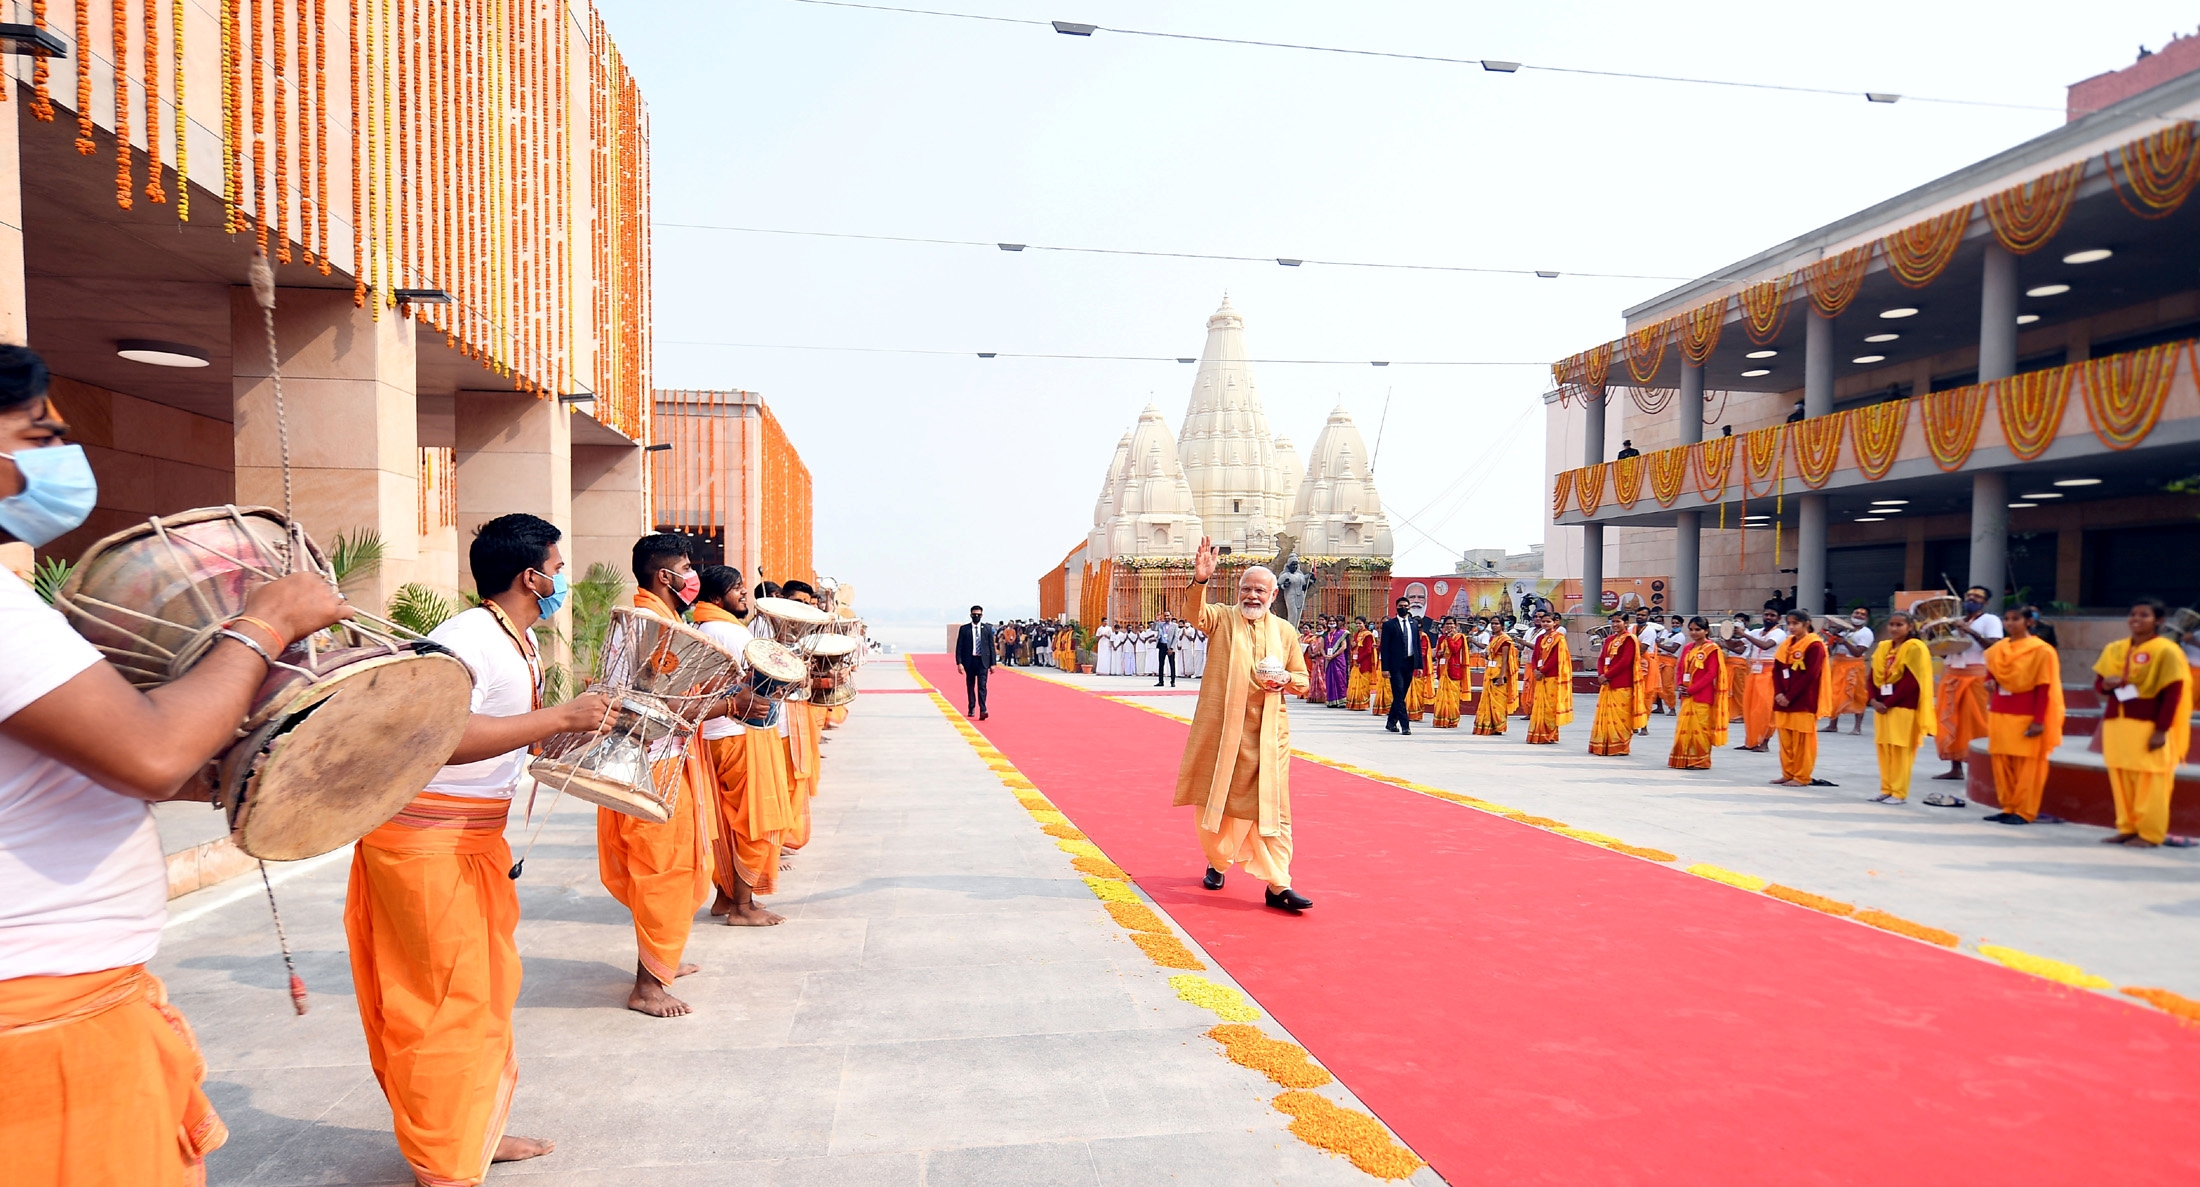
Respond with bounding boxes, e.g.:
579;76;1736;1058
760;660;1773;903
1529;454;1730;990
2053;477;2100;487
115;339;210;367
2018;492;2062;499
2025;283;2070;297
2007;502;2038;509
1852;354;1887;364
2016;314;2040;325
1871;499;1908;505
1854;516;1885;522
1740;368;1771;377
1873;506;1903;513
1864;333;1899;343
1879;307;1919;319
1745;349;1777;359
2062;248;2112;264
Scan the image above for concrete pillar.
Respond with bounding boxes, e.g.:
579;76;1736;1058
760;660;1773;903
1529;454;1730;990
232;288;419;611
1672;362;1705;615
572;438;644;599
2054;522;2083;606
1580;385;1605;615
1971;244;2019;609
1798;314;1835;615
455;392;573;594
0;87;23;345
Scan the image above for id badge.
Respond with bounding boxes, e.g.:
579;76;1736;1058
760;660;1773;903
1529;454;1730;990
2114;684;2140;702
1880;684;1894;697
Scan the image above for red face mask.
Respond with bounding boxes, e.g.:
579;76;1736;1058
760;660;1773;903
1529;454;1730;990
666;567;702;608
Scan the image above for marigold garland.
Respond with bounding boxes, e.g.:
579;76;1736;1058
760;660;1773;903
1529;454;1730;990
2107;121;2200;220
251;0;268;252
1624;318;1672;384
1129;931;1204;970
2078;340;2184;450
2120;986;2200;1024
1693;434;1736;502
1016;792;1052;812
138;0;165;204
172;0;187;220
75;0;94;153
1104;901;1169;934
1764;884;1855;916
1574;463;1607;516
1040;821;1085;841
349;0;363;300
1271;1092;1425;1180
1792;410;1845;488
1738;275;1792;345
1921;384;1989;471
1611;455;1643;511
113;0;132;208
1647;446;1689;507
29;1;54;120
1625;386;1674;415
1687;863;1766;892
1879;206;1969;288
1084;876;1139;904
1680;297;1726;365
1853;909;1958;948
1071;855;1127;880
1803;245;1871;318
1550;469;1573;520
1208;1025;1333;1089
315;0;332;270
223;0;241;233
1849;398;1910;479
1992;365;2075;461
1740;424;1784;499
1975;944;2110;990
1985;161;2083;253
1170;974;1260;1022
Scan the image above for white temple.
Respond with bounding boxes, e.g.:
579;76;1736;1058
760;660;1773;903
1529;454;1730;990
1085;297;1391;561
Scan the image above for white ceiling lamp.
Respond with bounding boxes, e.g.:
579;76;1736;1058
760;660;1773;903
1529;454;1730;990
1873;506;1903;513
1879;307;1919;319
1740;368;1772;377
1855;516;1885;522
2008;502;2039;509
2052;477;2100;487
1864;332;1899;343
1852;354;1887;364
2016;314;2041;325
1870;498;1908;505
2061;248;2112;264
1745;349;1777;359
116;339;210;367
2018;491;2062;499
2025;283;2071;297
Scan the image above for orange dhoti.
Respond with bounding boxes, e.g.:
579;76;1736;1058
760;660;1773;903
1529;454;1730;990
1650;654;1678;710
0;964;227;1187
598;746;715;986
783;705;825;852
1936;669;1990;762
346;793;521;1187
1741;662;1776;748
710;730;793;897
1588;686;1635;755
1668;700;1718;769
1198;813;1293;890
1831;656;1868;718
1434;674;1465;728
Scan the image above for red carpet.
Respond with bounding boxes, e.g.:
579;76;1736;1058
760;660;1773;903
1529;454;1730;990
914;657;2200;1185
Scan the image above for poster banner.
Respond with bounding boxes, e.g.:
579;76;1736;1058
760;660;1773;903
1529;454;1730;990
1388;576;1511;619
1498;576;1674;617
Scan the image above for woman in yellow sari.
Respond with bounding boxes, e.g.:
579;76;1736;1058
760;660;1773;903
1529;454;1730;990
2092;599;2192;847
1476;628;1519;734
1667;617;1727;769
1345;619;1374;710
1866;612;1937;803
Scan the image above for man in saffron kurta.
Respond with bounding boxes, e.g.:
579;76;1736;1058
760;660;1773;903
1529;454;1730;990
1175;538;1314;912
1980;606;2064;825
1868;613;1937;803
2093;600;2192;847
1588;619;1638;756
1526;613;1574;745
1475;629;1518;734
1668;619;1728;769
1770;611;1832;786
597;535;718;1017
1727;612;1784;751
348;516;611;1181
1433;620;1468;728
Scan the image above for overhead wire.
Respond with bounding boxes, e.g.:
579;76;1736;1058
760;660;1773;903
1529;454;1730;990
660;339;1551;365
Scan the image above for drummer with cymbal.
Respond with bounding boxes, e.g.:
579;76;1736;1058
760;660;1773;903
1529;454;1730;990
0;345;356;1187
343;512;612;1185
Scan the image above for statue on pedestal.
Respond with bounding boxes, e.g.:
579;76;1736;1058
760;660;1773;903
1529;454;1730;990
1278;555;1317;627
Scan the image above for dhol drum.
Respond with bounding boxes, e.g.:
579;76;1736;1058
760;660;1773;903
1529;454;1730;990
801;632;863;707
530;609;739;823
55;506;474;861
1909;595;1969;658
738;637;809;727
752;595;835;653
2163;607;2200;646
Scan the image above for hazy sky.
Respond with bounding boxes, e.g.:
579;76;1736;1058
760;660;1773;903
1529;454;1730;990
598;0;2199;618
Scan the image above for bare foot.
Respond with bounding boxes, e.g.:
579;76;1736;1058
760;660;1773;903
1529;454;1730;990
1770;778;1803;787
676;962;701;978
628;978;692;1017
709;890;734;917
725;902;786;926
491;1136;556;1163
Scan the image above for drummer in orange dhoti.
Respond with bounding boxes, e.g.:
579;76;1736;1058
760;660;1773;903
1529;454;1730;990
0;347;359;1187
686;566;791;926
1929;586;2004;801
1175;537;1315;914
598;533;719;1017
346;514;613;1184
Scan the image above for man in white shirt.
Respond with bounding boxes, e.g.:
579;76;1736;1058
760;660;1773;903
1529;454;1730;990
1825;608;1876;735
1724;610;1786;750
1930;585;2005;799
690;565;786;928
0;349;353;1186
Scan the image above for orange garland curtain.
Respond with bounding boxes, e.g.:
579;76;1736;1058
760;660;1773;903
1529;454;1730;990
1611;455;1643;510
2078;341;2185;449
1680;298;1726;365
1792;410;1846;488
1991;364;2075;461
1849;399;1909;479
1880;207;1971;289
2108;122;2200;220
1921;384;1989;471
1552;342;1613;404
1739;275;1792;345
1575;463;1609;516
1624;319;1672;384
1648;447;1690;507
1626;386;1674;415
1985;162;2085;254
1740;424;1784;498
1551;470;1574;520
1693;435;1736;502
1804;246;1872;318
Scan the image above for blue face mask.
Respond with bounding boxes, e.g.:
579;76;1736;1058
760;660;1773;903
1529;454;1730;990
531;568;569;618
0;445;98;547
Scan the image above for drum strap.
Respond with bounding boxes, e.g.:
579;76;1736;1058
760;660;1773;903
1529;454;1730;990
481;600;544;712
